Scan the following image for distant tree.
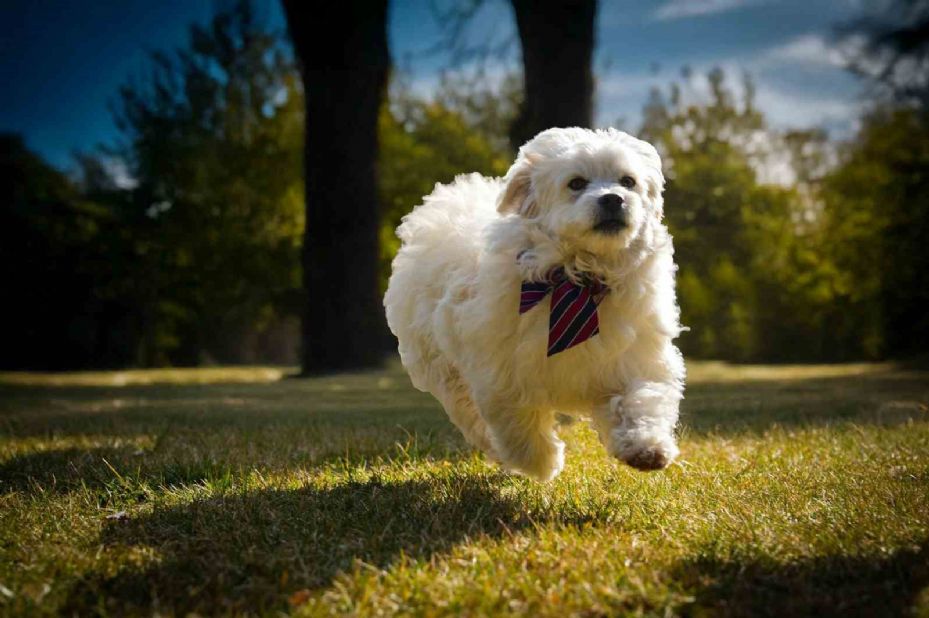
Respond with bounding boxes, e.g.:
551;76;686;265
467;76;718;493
429;71;523;154
643;73;767;359
0;135;142;369
841;0;929;109
281;0;390;374
821;107;929;357
378;81;513;285
508;0;596;148
113;0;304;365
834;0;929;357
641;70;853;361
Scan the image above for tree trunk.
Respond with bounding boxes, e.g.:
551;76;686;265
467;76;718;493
509;0;597;149
282;0;390;374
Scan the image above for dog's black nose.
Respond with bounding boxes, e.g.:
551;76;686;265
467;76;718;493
597;193;624;215
593;193;627;234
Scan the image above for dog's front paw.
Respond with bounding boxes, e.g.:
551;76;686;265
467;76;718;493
601;381;681;472
623;444;676;471
609;425;679;472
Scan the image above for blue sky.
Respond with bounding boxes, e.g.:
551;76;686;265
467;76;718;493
592;0;867;133
0;0;869;170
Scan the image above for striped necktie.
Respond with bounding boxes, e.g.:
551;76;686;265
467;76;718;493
519;267;609;356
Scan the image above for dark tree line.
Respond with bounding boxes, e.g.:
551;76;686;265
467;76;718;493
842;0;929;109
5;0;925;370
1;136;141;369
2;0;598;372
838;0;929;356
2;4;306;370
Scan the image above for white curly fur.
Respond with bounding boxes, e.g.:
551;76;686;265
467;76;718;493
384;127;685;481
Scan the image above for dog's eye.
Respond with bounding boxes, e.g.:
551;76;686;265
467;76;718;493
620;176;636;189
568;177;588;191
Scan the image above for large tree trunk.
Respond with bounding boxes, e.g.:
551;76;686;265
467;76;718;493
509;0;597;149
282;0;390;374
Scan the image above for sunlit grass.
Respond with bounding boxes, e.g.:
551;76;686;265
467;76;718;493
0;366;294;387
0;360;927;615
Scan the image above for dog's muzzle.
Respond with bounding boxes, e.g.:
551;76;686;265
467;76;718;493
593;194;627;234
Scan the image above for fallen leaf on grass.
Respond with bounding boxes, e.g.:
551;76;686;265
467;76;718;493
289;589;311;607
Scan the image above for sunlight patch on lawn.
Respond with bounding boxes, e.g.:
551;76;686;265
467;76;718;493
0;366;295;387
0;359;905;389
686;360;898;383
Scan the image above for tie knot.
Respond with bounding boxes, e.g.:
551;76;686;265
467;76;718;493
519;266;611;356
543;267;606;294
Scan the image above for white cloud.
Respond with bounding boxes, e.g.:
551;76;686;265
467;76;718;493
395;19;863;147
597;69;854;186
752;82;857;129
746;36;861;131
399;62;513;101
755;33;849;70
595;59;860;140
652;0;768;21
595;31;864;135
597;73;665;99
102;156;138;190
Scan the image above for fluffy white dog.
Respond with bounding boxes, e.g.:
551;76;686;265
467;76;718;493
384;127;685;481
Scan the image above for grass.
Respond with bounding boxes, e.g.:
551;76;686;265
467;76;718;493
0;360;927;616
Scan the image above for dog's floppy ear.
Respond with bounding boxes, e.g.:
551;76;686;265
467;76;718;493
641;158;665;216
496;154;539;217
608;129;665;214
623;133;665;216
643;159;665;218
639;147;664;204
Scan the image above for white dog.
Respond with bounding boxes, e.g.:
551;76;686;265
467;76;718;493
384;127;685;481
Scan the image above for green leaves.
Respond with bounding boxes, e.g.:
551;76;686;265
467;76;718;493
642;62;929;361
111;0;304;365
820;107;929;357
377;82;514;289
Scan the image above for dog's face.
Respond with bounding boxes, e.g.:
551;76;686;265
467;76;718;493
497;127;664;257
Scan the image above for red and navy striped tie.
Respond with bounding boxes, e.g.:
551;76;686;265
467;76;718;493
519;267;609;356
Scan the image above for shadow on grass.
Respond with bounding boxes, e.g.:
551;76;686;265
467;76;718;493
674;543;929;617
0;378;461;498
62;473;569;615
0;378;444;439
0;428;472;498
59;472;929;615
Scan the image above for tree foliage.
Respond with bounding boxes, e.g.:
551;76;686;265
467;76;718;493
820;107;929;357
642;70;864;361
378;76;515;285
112;1;304;365
0;135;137;369
642;65;929;361
5;2;928;369
0;6;518;369
841;0;929;109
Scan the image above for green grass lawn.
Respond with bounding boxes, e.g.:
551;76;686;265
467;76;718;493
1;360;927;616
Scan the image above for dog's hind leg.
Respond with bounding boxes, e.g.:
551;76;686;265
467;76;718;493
434;367;498;460
478;398;565;482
